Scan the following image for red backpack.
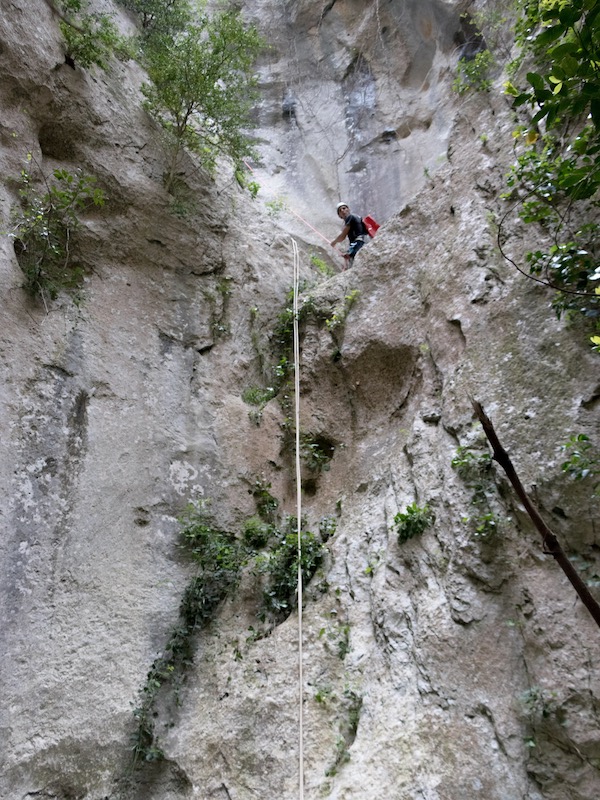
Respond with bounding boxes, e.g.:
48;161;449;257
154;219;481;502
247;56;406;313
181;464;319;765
363;215;380;238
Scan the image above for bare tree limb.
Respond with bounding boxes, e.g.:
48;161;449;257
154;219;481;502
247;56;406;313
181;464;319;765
472;399;600;631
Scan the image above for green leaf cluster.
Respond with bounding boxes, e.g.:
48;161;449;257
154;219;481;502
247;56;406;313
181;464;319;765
310;252;336;277
393;502;434;545
248;476;279;522
451;446;492;489
10;158;105;304
451;446;504;540
245;479;326;621
300;433;335;473
242;385;277;407
504;0;600;331
260;286;313;396
453;49;495;95
258;521;324;620
511;0;600;129
561;433;600;492
57;0;127;69
179;509;243;624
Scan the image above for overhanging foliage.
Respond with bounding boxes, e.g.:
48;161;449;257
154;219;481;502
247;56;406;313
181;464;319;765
502;0;600;334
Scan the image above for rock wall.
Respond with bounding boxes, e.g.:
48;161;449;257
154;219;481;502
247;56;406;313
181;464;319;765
247;0;467;230
1;1;599;799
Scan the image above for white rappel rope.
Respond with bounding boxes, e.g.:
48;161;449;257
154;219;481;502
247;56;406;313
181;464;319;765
291;236;305;800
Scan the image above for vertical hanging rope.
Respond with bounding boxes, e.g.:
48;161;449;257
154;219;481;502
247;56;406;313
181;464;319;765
291;236;305;800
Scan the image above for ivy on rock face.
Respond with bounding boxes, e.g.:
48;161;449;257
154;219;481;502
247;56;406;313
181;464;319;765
258;521;324;621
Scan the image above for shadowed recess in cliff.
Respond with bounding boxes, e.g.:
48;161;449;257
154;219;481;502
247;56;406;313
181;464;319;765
299;336;420;443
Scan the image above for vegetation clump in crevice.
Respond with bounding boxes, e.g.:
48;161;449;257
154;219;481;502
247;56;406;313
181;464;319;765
245;477;326;624
324;289;360;334
560;433;600;496
451;444;509;540
518;684;565;751
452;5;515;95
53;0;128;69
310;252;336;278
453;48;495;95
131;482;328;765
242;286;317;422
242;286;359;429
131;502;243;767
248;476;279;523
324;687;363;777
300;432;336;474
8;155;105;307
205;273;234;340
256;516;325;623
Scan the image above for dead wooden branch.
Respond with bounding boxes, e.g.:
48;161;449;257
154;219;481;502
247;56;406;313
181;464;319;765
472;399;600;631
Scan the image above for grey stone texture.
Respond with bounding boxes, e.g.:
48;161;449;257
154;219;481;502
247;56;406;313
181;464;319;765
0;1;599;799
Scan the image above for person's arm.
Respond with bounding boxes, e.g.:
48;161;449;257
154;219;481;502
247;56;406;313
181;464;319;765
330;224;350;247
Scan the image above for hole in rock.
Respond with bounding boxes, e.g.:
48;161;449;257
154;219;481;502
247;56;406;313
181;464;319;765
39;121;77;160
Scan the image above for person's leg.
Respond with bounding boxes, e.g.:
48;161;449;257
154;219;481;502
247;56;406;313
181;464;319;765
351;240;365;258
345;240;364;265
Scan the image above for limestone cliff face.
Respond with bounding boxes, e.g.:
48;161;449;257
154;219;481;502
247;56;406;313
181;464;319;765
1;1;599;800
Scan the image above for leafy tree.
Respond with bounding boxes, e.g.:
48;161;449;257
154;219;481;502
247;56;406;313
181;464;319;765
139;6;263;190
502;0;600;337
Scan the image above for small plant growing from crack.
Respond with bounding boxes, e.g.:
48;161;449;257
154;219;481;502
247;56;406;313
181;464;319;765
8;154;105;308
394;502;434;545
451;445;508;540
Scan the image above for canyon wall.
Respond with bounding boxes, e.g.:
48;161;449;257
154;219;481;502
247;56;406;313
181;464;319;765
1;1;599;799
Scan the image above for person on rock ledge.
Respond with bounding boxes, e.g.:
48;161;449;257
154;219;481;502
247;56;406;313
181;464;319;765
330;202;368;268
